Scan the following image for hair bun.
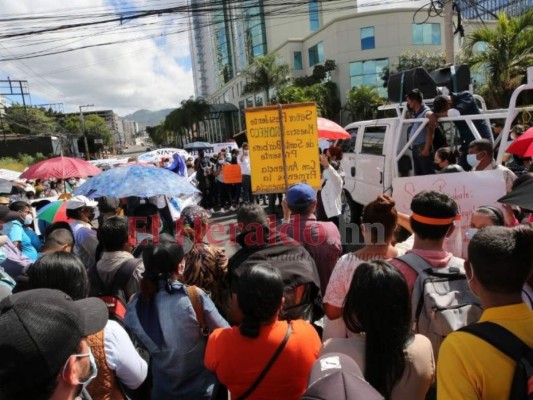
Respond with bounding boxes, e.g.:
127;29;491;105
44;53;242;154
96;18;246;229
374;194;396;212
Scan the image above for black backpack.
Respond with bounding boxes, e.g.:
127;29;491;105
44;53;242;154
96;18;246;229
89;258;139;325
460;321;533;400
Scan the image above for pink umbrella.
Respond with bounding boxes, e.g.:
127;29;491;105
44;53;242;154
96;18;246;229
20;156;102;180
317;117;351;140
506;127;533;158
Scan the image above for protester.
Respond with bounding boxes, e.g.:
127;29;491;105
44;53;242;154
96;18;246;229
467;139;516;192
67;195;99;269
2;201;38;261
406;89;435;175
238;142;253;203
228;203;321;324
186;157;195;177
95;216;144;301
129;202;161;256
125;242;229;400
40;228;75;255
0;236;16;301
195;150;215;211
0;288;108;400
213;152;233;213
323;194;403;339
323;261;434;399
319;152;343;228
437;225;533;399
302;352;383;400
0;205;32;279
96;196;122;227
281;183;342;297
432;92;493;170
502;172;533;226
24;252;148;400
180;205;231;319
205;263;321;399
434;147;465;173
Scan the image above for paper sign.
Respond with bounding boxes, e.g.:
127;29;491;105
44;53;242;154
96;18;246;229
245;103;320;193
392;170;507;257
222;164;242;184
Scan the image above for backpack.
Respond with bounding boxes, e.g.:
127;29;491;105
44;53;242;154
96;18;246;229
0;268;16;291
397;253;483;360
89;258;139;324
460;322;533;400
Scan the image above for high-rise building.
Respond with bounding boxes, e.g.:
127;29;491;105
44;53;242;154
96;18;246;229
188;0;487;136
460;0;532;20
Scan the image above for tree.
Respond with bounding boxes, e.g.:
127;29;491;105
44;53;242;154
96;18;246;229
344;85;385;122
241;53;290;104
4;105;58;135
147;125;170;146
462;10;533;108
163;97;210;145
84;115;112;145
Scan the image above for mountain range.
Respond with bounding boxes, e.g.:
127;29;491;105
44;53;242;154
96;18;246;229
122;108;174;127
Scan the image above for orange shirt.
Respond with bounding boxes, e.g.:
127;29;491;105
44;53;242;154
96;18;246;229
205;319;321;400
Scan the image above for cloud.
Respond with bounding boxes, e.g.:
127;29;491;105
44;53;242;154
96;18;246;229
0;0;194;116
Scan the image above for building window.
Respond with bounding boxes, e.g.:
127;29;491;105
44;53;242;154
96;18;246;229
349;58;389;96
309;1;320;32
308;42;324;67
361;27;375;50
293;51;303;70
412;23;441;45
246;97;254;108
255;94;264;106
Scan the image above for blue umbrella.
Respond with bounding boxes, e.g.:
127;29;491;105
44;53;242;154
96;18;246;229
73;165;200;199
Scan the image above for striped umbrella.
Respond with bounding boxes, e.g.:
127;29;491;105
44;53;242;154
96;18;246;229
37;200;70;223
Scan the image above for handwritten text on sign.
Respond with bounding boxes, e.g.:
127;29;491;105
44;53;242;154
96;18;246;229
392;170;506;256
245;103;320;193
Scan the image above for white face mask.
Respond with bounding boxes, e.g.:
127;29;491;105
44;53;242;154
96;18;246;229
243;150;249;156
465;227;478;240
24;215;33;226
447;108;461;117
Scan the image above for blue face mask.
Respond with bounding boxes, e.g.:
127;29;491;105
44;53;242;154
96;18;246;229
0;248;7;265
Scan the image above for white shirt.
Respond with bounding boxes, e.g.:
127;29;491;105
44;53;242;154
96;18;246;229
70;219;98;269
321;165;343;218
238;153;251;175
104;320;148;389
475;161;516;193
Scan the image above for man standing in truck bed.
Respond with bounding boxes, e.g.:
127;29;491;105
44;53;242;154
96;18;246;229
406;89;435;176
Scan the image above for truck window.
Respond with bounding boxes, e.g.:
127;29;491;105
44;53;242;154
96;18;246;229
339;128;358;152
361;126;386;155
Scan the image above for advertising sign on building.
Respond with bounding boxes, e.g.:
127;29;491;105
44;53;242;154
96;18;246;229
245;103;320;194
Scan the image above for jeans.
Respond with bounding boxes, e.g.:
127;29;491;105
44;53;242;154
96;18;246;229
241;175;252;203
411;144;435;176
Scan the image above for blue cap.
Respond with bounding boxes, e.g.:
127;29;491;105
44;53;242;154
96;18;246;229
287;183;316;207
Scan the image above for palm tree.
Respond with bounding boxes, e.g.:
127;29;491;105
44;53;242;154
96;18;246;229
344;85;385;122
241;53;290;104
462;10;533;108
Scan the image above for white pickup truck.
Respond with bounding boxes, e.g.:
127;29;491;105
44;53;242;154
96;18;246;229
339;67;533;223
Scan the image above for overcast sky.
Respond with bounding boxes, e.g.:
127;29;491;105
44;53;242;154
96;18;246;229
0;0;194;116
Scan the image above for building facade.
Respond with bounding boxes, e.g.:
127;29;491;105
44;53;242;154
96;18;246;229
189;0;487;135
460;0;532;20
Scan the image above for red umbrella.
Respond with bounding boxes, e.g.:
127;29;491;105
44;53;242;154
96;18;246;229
19;156;102;180
317;117;351;140
505;127;533;157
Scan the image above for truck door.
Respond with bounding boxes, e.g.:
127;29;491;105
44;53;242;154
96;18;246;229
354;125;387;205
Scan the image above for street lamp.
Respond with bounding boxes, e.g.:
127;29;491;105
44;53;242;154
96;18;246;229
79;104;94;160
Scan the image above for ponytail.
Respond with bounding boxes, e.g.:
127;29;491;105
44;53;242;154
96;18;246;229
239;315;261;338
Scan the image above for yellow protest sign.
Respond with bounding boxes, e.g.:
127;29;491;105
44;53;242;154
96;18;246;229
245;103;320;194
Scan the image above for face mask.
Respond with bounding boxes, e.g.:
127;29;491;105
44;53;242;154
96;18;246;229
24;215;33;226
243;150;249;156
0;248;7;264
466;154;478;167
62;348;98;389
465;227;478;240
68;179;76;185
218;160;224;165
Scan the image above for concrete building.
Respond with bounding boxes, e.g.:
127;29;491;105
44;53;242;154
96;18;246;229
189;0;487;134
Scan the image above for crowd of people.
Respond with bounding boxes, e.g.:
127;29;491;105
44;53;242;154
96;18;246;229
0;99;532;400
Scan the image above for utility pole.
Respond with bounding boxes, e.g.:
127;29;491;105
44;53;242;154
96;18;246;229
444;0;454;64
79;104;94;160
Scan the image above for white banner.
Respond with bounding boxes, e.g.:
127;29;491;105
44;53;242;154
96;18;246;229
392;170;507;257
0;168;21;180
